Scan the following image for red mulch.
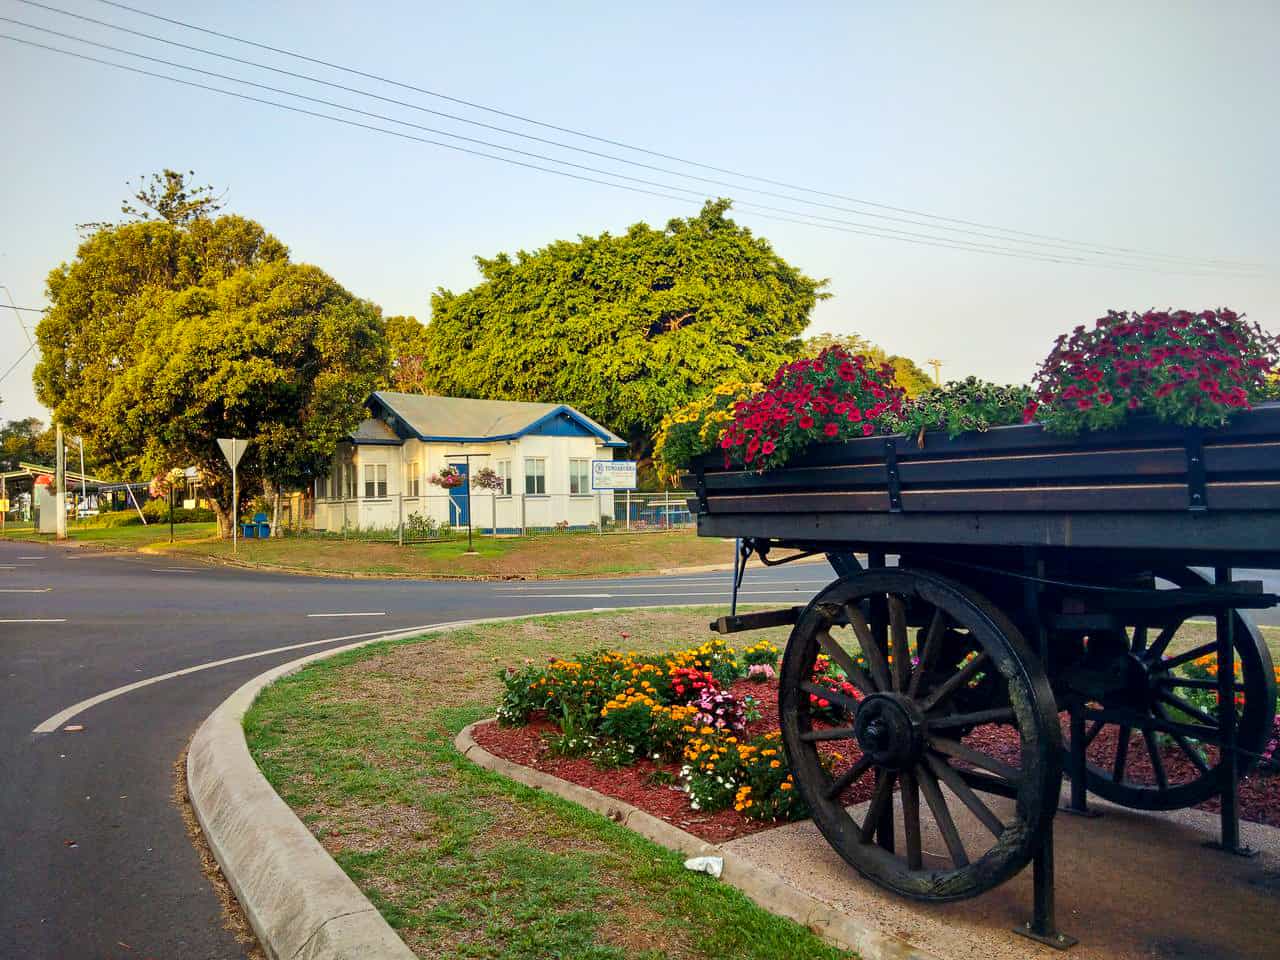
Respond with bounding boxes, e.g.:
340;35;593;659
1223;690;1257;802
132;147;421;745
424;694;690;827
474;679;1280;843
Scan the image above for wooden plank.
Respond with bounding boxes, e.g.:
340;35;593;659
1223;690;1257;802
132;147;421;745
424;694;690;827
696;509;1280;563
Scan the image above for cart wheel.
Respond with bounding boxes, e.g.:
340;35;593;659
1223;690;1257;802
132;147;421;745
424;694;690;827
1065;566;1276;811
779;568;1061;902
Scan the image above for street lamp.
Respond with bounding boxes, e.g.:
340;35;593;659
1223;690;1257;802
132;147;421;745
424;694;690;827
444;452;489;555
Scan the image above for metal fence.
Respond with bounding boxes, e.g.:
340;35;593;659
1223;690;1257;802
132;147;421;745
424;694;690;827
309;490;694;542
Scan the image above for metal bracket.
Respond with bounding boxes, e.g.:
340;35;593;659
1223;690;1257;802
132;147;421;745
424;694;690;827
884;438;903;513
1185;428;1207;512
693;466;710;514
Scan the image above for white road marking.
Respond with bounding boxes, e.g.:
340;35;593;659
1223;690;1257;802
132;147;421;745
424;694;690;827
1;618;67;623
32;623;443;733
306;611;387;618
0;588;52;593
150;568;200;573
17;555;46;560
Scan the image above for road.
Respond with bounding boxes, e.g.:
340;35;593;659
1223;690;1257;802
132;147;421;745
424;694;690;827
0;540;828;960
2;543;1276;959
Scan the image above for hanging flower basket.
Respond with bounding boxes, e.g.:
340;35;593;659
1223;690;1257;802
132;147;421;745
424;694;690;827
429;465;466;489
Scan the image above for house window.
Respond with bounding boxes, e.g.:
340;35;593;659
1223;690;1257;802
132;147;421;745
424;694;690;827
524;458;546;495
406;461;420;498
363;463;388;499
343;459;357;499
495;459;513;496
569;459;590;495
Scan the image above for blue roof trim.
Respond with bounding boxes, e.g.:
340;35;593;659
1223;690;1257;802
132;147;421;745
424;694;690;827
369;396;628;447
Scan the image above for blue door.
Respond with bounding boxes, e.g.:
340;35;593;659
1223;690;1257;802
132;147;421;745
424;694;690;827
449;463;469;525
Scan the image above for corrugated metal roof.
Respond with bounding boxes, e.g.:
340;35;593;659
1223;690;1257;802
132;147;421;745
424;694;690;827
368;392;627;447
350;417;402;444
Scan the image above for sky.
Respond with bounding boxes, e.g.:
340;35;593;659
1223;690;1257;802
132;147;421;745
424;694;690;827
1;0;1277;424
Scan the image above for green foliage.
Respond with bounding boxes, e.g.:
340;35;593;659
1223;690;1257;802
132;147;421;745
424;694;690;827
384;314;432;393
886;377;1032;441
35;184;388;534
420;200;827;452
0;417;57;471
140;498;215;523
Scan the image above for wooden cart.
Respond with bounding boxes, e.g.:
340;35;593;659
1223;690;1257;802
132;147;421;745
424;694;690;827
687;402;1280;948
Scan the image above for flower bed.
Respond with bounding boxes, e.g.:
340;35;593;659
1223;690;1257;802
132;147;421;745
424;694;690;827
482;636;1280;843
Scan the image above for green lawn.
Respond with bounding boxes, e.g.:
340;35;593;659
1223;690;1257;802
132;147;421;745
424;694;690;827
0;520;217;548
242;608;839;960
170;529;732;579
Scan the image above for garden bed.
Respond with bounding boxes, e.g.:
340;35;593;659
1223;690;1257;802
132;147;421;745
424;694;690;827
484;672;1280;842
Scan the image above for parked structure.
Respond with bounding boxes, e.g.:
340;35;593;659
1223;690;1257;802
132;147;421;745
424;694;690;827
313;392;628;533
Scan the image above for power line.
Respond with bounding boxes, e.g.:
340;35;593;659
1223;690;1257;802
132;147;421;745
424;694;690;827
9;19;1244;274
0;344;36;386
1;30;1264;278
0;303;48;313
82;0;1264;270
13;1;1261;271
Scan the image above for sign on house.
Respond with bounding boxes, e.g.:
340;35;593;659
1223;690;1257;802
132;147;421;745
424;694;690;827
591;460;637;490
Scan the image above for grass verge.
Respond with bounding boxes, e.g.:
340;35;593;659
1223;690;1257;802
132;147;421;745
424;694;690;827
0;520;217;548
175;530;733;578
242;608;840;960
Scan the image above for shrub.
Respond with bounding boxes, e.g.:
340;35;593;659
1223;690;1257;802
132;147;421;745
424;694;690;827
140;498;215;523
885;377;1031;441
718;346;906;470
742;639;780;668
1028;308;1279;435
652;379;762;484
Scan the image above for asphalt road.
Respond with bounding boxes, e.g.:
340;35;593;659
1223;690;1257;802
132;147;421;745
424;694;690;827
0;540;830;960
2;543;1276;960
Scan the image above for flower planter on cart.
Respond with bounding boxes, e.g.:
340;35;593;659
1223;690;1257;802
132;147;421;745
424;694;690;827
685;401;1280;949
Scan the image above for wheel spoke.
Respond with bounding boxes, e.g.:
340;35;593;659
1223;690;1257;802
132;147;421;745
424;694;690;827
908;608;947;699
1083;720;1104;748
1142;727;1169;791
900;768;922;869
816;629;875;697
1163;677;1219;691
889;596;911;692
859;768;896;843
1145;623;1181;661
928;736;1021;785
801;726;857;742
923;753;1005;838
1153;704;1211;775
918;763;969;867
1156;691;1219;729
1112;725;1131;783
927;706;1016;730
1131;623;1149;655
826;754;873;800
846;604;891;692
1159;641;1217;673
919;651;990;713
800;681;859;715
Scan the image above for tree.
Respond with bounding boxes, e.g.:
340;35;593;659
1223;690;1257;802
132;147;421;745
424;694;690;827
385;314;434;394
801;333;934;396
420;199;827;452
0;417;56;471
35;178;387;536
78;169;226;234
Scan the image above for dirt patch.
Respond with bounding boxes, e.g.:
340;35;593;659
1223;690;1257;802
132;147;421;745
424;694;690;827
172;749;267;960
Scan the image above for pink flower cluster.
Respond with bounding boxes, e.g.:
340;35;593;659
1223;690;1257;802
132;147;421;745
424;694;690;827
720;346;906;469
692;686;747;734
1027;309;1278;433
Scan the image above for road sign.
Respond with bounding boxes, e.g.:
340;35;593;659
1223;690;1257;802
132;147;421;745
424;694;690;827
591;460;637;490
217;438;249;469
217;438;250;554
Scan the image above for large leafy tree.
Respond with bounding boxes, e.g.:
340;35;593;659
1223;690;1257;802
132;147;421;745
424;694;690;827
385;314;433;394
421;199;827;452
35;174;387;535
0;417;56;471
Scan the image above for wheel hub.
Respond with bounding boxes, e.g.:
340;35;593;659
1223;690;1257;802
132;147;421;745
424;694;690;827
853;693;924;770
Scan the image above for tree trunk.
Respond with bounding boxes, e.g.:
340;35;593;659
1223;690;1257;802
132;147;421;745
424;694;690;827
210;497;231;540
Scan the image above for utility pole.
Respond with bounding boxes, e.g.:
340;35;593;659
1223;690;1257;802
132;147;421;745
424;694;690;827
76;437;87;516
927;358;944;386
54;424;67;540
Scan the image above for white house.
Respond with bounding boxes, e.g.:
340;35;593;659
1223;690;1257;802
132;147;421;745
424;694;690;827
313;392;628;533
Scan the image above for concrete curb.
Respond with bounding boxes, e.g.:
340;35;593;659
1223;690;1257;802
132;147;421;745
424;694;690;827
186;604;747;960
456;719;939;960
